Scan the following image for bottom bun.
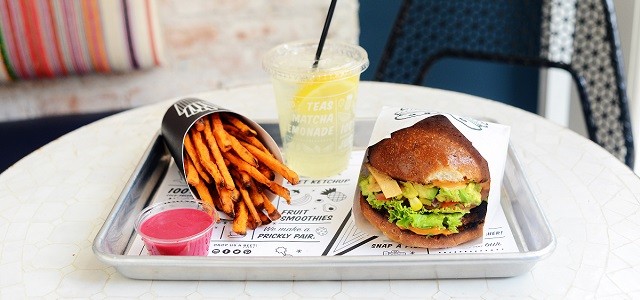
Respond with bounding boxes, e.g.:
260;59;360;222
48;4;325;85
359;196;484;249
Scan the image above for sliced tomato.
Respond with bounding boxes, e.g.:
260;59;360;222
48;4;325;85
375;193;388;200
439;201;458;209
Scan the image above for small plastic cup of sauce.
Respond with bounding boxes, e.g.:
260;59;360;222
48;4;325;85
134;200;217;256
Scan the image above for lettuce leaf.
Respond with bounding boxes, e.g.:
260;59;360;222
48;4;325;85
359;175;468;234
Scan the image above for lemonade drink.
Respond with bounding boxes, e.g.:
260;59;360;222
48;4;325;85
274;73;359;177
263;41;368;178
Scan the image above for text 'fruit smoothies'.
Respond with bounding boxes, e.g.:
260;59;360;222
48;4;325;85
262;40;368;178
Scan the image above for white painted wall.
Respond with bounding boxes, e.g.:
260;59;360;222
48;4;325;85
600;0;638;171
618;0;640;172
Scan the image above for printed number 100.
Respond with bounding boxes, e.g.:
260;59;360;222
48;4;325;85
168;188;190;194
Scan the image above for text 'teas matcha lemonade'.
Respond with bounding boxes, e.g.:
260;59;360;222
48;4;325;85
263;40;368;178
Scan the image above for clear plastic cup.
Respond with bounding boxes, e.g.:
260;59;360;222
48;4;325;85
134;200;217;256
262;40;368;178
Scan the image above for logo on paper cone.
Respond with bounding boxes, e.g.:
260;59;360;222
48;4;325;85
173;99;220;118
162;98;226;176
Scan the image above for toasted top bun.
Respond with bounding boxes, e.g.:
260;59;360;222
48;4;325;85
368;115;490;189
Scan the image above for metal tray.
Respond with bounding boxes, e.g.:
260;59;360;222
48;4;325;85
93;120;555;280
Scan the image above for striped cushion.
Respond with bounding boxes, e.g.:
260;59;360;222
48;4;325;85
0;0;163;82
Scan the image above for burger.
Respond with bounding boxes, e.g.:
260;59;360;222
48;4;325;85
358;114;490;248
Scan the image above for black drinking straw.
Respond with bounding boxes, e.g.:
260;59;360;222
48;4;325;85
313;0;338;68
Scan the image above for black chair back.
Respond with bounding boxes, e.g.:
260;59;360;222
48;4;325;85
374;0;635;168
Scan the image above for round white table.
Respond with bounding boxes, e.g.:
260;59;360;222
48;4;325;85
1;82;639;298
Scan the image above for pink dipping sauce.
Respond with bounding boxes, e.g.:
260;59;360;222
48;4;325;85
140;208;214;256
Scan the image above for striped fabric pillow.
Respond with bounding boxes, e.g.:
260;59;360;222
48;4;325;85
0;0;163;82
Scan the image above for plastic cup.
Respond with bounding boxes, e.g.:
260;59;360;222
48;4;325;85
262;40;368;178
134;200;216;256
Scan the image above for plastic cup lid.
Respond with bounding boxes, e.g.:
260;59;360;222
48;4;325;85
262;40;369;82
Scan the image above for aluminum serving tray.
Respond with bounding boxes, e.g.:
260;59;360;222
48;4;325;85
93;120;555;280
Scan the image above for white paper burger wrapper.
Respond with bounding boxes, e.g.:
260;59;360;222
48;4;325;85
352;106;511;248
161;98;285;208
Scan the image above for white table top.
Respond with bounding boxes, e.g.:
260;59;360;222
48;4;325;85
1;81;639;298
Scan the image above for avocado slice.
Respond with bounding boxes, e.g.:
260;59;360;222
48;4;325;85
401;182;419;199
415;184;438;200
435;183;482;206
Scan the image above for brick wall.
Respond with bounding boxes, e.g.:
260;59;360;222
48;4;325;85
0;0;360;121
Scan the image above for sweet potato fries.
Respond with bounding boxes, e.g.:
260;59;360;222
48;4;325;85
183;112;299;234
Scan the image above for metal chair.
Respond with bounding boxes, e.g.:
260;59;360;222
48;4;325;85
374;0;635;168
